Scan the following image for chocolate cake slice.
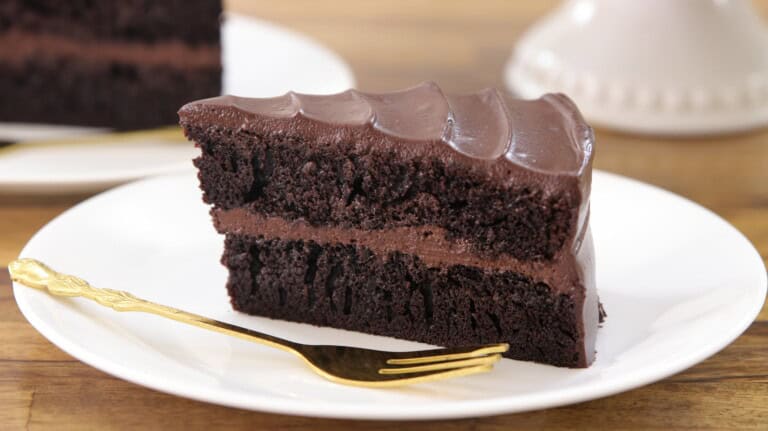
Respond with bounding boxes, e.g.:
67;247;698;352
0;0;221;129
179;82;601;368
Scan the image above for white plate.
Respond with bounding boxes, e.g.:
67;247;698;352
13;171;766;420
0;14;355;193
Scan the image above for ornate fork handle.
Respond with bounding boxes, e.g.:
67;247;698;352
9;258;298;354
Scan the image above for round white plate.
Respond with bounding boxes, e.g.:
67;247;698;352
13;171;766;420
0;14;355;194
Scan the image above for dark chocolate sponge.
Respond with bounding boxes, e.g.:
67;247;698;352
224;235;585;368
185;124;576;261
0;59;219;129
0;0;221;44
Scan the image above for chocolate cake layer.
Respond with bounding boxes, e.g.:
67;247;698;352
187;124;577;260
1;59;219;129
180;83;593;260
0;0;221;44
223;235;589;367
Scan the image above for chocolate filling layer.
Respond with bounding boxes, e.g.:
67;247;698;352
0;29;220;67
214;208;583;293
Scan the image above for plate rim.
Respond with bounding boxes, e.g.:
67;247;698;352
11;170;768;420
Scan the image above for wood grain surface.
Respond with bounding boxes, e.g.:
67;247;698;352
1;1;766;429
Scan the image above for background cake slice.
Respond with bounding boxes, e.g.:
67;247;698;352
0;0;222;129
179;82;601;368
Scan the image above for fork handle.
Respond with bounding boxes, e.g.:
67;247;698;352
17;126;184;147
9;258;300;355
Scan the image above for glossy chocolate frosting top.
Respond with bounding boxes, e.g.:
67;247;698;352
180;81;593;177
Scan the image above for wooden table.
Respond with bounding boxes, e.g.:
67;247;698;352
2;1;766;429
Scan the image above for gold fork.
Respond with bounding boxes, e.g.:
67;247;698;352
9;258;508;388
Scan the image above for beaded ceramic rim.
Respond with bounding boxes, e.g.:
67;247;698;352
505;48;768;135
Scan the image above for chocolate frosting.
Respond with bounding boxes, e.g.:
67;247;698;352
182;82;593;176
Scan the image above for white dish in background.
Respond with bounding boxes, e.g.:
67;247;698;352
13;171;766;420
0;13;355;194
506;0;768;135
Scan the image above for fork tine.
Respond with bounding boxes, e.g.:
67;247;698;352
386;343;509;365
379;354;502;375
368;364;496;387
400;364;494;382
